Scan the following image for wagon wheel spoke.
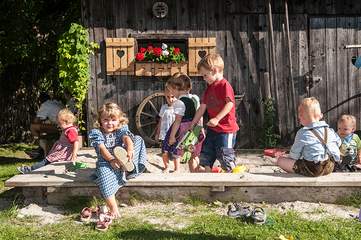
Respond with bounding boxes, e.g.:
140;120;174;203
150;128;157;138
141;112;156;118
148;100;159;115
140;121;157;127
136;91;165;146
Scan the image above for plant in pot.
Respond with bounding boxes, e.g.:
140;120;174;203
135;43;187;76
57;23;98;146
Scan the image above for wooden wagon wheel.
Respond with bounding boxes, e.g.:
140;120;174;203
136;92;166;145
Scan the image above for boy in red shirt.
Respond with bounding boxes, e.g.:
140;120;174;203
190;53;239;172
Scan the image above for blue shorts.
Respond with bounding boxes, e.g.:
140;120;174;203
199;129;237;172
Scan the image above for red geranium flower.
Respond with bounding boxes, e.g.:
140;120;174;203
174;47;180;55
136;52;145;61
139;47;146;53
153;47;162;57
147;45;153;52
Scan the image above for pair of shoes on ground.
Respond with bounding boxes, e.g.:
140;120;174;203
113;146;134;172
227;203;267;225
80;205;116;231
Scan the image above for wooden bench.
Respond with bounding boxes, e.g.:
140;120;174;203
5;149;361;204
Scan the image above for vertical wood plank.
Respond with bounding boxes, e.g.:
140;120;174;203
309;18;327;116
248;14;263;146
356;17;361;129
337;17;350;116
86;0;98;130
325;18;338;128
227;14;250;147
347;17;359;123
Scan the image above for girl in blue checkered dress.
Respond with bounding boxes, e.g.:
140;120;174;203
89;103;147;218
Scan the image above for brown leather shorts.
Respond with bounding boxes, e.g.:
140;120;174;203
293;158;335;177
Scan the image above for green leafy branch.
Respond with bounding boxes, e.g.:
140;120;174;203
57;23;98;131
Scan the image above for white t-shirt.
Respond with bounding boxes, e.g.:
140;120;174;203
159;104;175;140
36;100;64;124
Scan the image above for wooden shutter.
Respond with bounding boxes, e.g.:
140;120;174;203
188;38;217;76
105;38;135;75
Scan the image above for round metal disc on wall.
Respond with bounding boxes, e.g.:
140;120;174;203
152;2;168;19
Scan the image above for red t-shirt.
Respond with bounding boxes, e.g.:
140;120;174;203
201;78;239;133
65;126;78;143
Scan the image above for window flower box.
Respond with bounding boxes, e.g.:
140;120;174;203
135;61;187;76
134;43;187;76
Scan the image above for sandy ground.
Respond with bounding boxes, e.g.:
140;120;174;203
6;149;361;225
15;201;360;226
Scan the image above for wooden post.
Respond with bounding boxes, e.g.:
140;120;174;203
267;0;280;132
285;0;298;130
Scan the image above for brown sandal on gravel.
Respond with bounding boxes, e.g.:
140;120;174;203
95;212;115;231
80;206;101;222
80;207;93;222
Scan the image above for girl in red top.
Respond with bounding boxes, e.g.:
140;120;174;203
18;109;79;173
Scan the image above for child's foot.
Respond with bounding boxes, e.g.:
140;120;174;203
172;169;180;174
113;146;134;172
162;168;169;173
17;166;32;174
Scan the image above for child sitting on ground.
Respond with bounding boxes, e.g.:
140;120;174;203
18;109;79;173
155;86;177;173
276;97;341;177
336;114;361;171
88;102;147;231
162;73;204;173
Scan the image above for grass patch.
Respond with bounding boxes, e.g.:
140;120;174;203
0;209;360;239
0;144;37;193
336;192;361;208
183;196;207;207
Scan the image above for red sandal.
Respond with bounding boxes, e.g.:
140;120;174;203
80;207;93;222
80;206;100;222
95;212;115;231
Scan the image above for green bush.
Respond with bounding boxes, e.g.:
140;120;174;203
261;98;280;147
57;23;98;130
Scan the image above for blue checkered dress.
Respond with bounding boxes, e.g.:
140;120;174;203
89;125;147;198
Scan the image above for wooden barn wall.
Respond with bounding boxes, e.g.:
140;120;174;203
81;0;361;147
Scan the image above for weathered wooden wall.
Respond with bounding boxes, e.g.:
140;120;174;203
82;0;361;147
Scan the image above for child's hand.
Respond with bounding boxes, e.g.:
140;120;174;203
127;149;134;161
71;155;77;162
169;136;176;145
110;159;121;170
207;118;219;127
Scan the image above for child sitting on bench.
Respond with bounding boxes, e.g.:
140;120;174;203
18;109;79;173
88;102;147;230
336;114;361;171
276;97;341;177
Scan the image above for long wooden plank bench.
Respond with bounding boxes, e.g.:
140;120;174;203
5;161;361;205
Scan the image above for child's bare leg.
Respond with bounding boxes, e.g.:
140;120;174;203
276;155;296;173
105;195;120;218
162;152;169;172
173;158;180;173
188;157;199;172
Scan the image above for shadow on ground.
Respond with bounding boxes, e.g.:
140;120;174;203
117;229;238;240
0;156;37;166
